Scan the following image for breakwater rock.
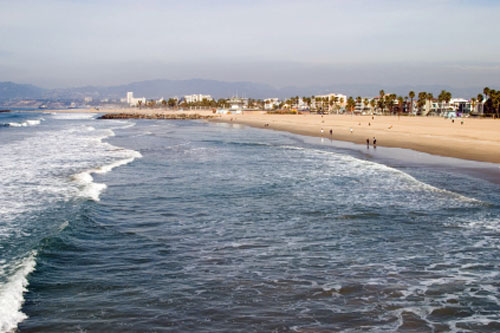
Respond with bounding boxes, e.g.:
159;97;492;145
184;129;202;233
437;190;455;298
98;113;215;120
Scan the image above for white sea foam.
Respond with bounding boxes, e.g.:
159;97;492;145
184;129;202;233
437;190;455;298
0;117;141;330
280;144;482;205
72;171;107;202
0;252;37;333
72;151;142;202
5;119;42;128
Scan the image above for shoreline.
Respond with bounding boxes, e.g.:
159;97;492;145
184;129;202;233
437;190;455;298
213;112;500;164
27;108;500;165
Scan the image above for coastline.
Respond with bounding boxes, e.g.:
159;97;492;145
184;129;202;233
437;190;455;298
35;108;500;164
214;112;500;164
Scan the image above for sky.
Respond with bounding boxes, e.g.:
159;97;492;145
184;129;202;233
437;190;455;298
1;0;499;89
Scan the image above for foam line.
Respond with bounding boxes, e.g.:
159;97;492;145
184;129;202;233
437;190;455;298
72;151;142;202
3;119;42;128
0;252;37;333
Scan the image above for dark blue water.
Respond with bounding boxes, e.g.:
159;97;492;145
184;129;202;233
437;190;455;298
1;113;499;332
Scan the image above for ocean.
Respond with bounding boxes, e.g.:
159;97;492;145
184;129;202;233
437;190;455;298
0;111;499;332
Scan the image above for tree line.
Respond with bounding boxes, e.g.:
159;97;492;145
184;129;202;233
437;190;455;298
134;87;499;117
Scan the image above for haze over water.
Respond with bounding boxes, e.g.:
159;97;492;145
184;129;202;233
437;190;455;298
1;113;499;332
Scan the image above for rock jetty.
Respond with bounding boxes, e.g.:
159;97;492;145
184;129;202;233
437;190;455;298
98;113;215;120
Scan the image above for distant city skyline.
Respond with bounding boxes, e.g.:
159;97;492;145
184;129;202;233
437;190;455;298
1;0;499;89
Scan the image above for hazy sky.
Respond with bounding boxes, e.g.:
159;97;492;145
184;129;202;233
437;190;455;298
1;0;499;88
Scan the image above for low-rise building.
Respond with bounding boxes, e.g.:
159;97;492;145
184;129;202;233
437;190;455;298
264;98;280;110
183;94;213;104
227;97;248;110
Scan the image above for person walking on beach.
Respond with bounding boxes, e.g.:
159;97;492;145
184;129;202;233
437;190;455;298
373;137;377;147
329;129;333;136
366;138;370;148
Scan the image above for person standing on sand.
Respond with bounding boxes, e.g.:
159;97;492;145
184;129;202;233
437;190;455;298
321;128;324;135
373;137;377;146
350;128;353;134
366;138;370;148
330;129;333;136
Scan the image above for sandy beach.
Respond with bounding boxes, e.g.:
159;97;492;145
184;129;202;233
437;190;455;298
215;111;500;164
46;108;500;164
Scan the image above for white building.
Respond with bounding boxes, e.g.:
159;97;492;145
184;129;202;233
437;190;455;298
183;94;213;103
449;98;471;115
264;98;280;110
314;93;347;105
354;98;374;114
311;93;347;112
126;92;146;107
227;97;248;110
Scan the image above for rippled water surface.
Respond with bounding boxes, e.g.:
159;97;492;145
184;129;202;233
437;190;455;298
1;113;499;332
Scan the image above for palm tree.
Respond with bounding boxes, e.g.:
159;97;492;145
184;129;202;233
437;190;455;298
333;96;339;114
356;96;362;114
397;96;404;114
427;93;434;115
386;95;396;114
347;97;356;115
409;91;415;115
491;89;500;118
438;90;449;115
484;87;490;100
477;94;484;114
417;92;427;115
369;99;376;115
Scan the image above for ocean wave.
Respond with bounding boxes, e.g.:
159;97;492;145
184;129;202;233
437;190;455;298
1;119;42;128
72;151;142;202
0;116;141;328
0;252;37;333
280;144;482;205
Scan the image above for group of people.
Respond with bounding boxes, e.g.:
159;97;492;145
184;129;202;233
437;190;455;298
366;137;377;148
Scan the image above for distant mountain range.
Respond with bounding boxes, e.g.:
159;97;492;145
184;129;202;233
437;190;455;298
0;81;47;99
0;80;487;101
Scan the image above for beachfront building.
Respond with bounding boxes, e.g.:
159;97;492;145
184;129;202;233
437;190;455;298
312;93;347;112
183;94;213;104
126;92;146;107
354;98;375;115
227;97;249;110
264;98;280;110
449;98;471;115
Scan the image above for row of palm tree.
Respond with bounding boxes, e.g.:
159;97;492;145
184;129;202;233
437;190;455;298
482;87;500;118
342;87;497;116
134;87;499;117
